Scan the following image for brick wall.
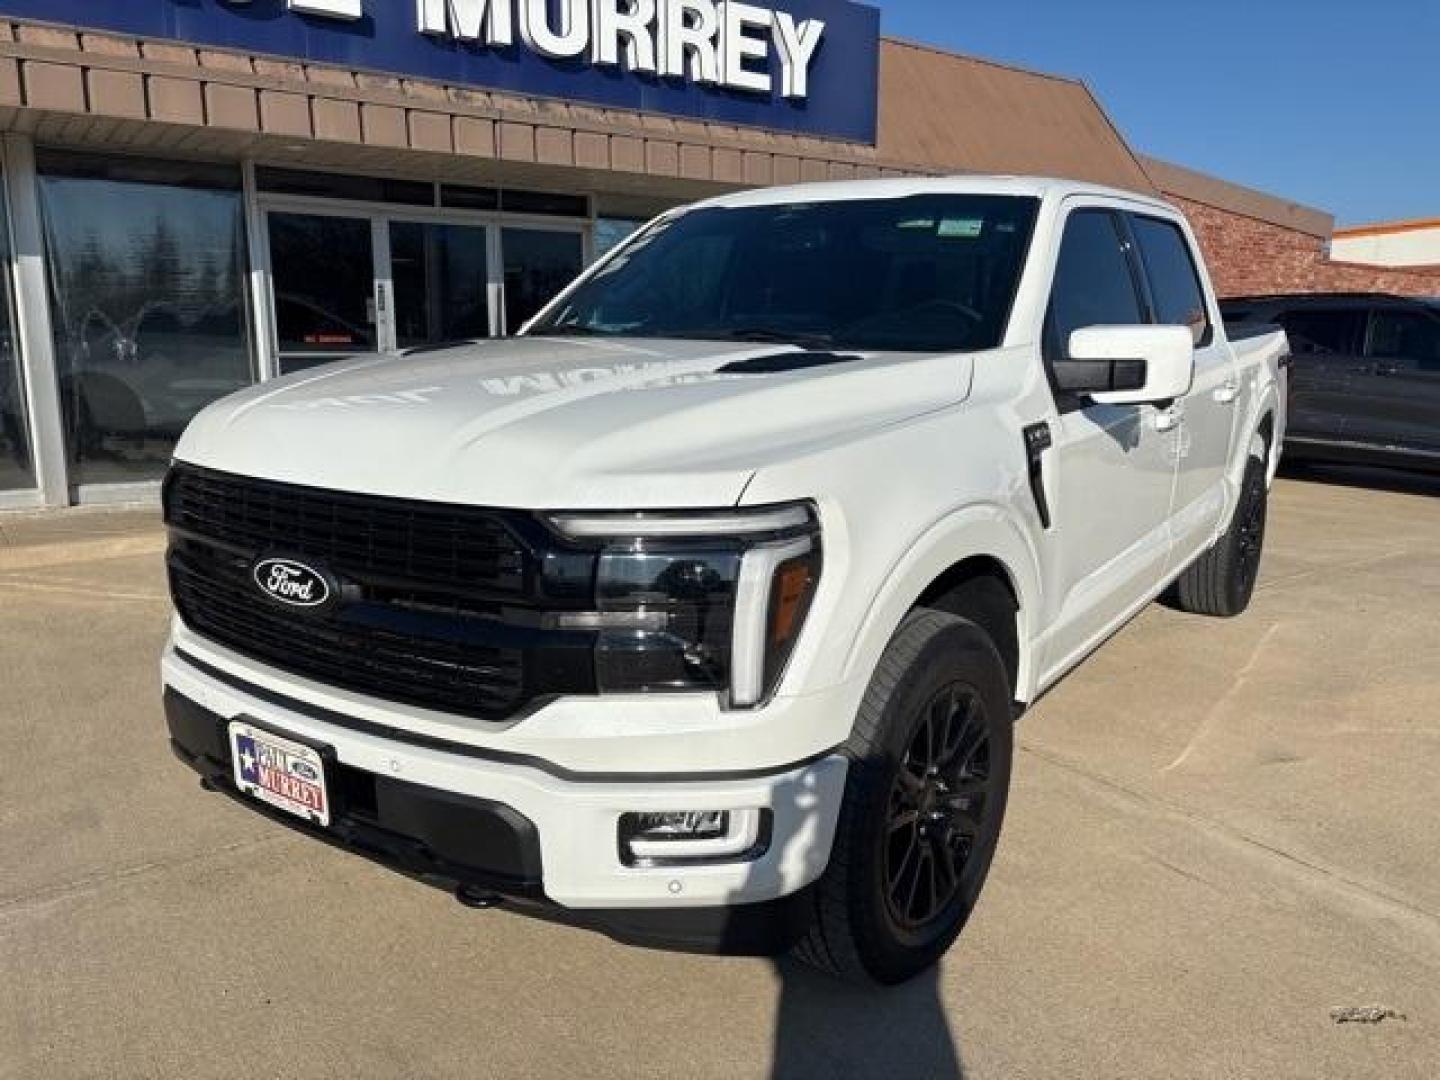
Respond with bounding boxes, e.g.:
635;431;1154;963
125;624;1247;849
1171;194;1440;299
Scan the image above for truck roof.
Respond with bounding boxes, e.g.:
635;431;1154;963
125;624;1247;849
1222;292;1440;310
694;175;1177;215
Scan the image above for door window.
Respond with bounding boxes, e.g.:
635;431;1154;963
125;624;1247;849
1277;309;1365;356
502;229;584;333
1046;209;1144;362
1367;310;1440;371
1130;216;1211;345
389;221;491;349
268;212;376;373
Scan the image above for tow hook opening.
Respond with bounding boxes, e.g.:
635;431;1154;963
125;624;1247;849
455;886;505;910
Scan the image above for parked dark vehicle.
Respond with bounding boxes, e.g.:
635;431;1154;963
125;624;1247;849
1221;293;1440;471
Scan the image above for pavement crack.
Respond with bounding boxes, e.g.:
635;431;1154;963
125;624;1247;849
1257;547;1411;592
1146;855;1223;892
1021;742;1440;941
0;533;166;572
0;833;288;917
0;577;170;603
1162;622;1282;773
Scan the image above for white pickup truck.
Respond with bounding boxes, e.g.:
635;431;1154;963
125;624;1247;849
161;177;1287;984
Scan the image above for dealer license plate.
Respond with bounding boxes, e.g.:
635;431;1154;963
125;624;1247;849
228;720;331;827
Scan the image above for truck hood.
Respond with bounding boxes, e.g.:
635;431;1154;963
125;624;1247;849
175;337;973;508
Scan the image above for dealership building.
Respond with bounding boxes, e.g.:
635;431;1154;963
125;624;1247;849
0;0;1428;510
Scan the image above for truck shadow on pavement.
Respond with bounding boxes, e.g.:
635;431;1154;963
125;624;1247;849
768;956;965;1079
1279;460;1440;498
750;765;967;1079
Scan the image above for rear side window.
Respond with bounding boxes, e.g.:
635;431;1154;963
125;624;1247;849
1131;216;1211;346
1046;210;1144;360
1368;310;1440;370
1278;309;1365;356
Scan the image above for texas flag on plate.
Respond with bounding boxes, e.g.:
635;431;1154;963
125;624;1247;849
235;731;262;785
229;720;331;827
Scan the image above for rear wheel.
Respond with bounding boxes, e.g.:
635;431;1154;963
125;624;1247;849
1171;454;1268;617
793;610;1013;984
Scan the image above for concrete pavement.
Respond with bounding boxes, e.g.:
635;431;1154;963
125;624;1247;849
2;466;1437;1078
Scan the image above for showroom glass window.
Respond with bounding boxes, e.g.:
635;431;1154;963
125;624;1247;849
37;151;254;486
0;174;35;492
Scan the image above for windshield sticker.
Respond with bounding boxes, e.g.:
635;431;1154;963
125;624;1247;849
937;218;985;239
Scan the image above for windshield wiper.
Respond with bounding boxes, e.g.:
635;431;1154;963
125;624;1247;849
708;327;837;350
526;324;614;337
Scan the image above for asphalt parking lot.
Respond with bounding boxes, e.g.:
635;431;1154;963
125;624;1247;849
2;465;1438;1079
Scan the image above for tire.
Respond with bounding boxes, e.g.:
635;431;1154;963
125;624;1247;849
1171;453;1269;617
793;609;1013;985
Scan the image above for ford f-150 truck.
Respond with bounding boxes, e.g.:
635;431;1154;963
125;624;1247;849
161;177;1288;985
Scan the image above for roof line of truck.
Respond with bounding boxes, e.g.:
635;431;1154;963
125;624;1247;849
691;175;1177;214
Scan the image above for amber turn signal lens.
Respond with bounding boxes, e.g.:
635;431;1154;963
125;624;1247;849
771;559;815;646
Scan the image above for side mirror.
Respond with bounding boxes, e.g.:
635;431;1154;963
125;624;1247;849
1057;325;1195;406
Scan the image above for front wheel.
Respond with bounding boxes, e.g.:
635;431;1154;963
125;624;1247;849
793;610;1013;985
1171;454;1269;617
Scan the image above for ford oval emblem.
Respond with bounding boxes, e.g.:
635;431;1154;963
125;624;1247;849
252;557;333;610
289;760;320;782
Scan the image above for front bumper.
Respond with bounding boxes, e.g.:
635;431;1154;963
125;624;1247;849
161;643;849;951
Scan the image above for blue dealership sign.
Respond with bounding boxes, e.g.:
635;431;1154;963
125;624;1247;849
0;0;880;143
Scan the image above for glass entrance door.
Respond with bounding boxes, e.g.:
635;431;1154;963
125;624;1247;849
267;211;378;375
261;198;586;372
501;228;585;333
387;221;492;350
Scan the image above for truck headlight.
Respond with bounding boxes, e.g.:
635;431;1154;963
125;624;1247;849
546;504;821;707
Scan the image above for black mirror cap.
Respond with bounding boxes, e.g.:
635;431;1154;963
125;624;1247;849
1052;358;1147;395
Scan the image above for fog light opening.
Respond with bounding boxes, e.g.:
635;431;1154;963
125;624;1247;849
618;808;770;867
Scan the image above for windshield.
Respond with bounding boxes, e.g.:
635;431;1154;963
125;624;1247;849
530;195;1040;353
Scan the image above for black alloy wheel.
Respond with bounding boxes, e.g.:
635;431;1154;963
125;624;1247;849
793;609;1014;984
1171;452;1270;618
883;684;995;939
1233;465;1267;599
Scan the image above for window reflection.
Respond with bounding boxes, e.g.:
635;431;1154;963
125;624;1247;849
268;212;376;370
390;221;491;348
593;217;644;260
0;175;34;492
502;228;584;333
38;152;253;486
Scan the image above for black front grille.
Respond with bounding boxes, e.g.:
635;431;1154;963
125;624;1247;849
164;464;589;721
166;465;527;599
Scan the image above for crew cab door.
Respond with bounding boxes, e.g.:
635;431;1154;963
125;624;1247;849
1033;206;1180;675
1350;306;1440;454
1272;306;1367;444
1126;213;1236;560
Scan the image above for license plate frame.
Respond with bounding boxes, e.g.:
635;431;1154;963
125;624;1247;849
227;718;333;828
